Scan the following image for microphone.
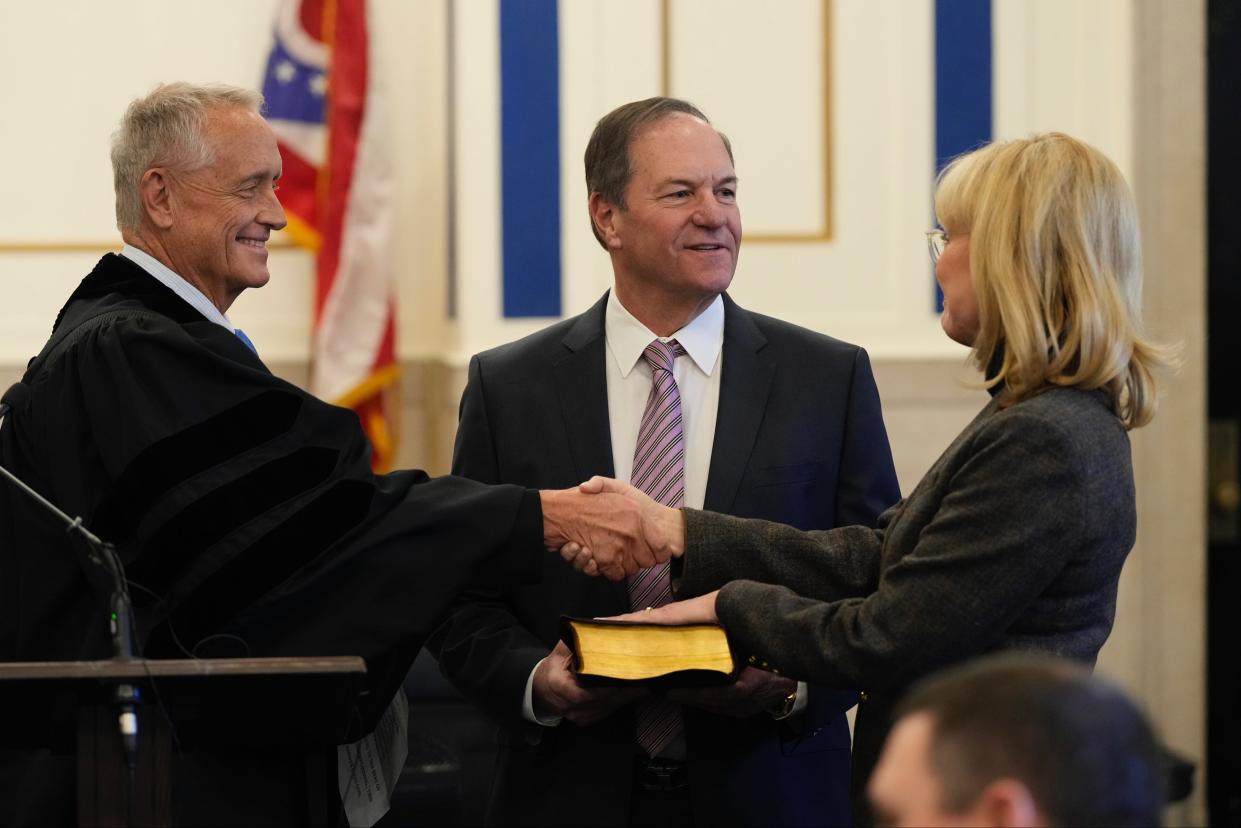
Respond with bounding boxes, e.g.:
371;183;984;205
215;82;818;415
0;382;141;770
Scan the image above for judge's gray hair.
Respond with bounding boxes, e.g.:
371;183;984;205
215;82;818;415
111;82;265;231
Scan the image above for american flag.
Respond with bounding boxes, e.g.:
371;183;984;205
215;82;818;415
262;0;399;471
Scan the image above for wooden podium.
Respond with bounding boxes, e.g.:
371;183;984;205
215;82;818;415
0;655;366;827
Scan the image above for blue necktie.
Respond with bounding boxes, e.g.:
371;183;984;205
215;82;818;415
234;328;258;355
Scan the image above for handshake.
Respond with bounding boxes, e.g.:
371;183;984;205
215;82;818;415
539;477;686;580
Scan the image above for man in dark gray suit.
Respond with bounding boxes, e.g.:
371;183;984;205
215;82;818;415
429;97;899;827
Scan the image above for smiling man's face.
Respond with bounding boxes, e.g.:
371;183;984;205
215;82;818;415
163;106;286;310
605;113;742;321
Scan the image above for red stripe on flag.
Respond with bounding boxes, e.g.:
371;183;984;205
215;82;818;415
299;0;326;41
315;0;367;321
275;144;320;231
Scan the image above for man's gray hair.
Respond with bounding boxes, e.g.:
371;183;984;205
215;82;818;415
111;82;265;231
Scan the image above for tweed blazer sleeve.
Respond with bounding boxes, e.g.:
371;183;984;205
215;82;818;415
674;509;890;599
679;393;1131;693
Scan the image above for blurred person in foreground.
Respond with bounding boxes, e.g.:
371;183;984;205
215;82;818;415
868;653;1163;827
562;132;1174;821
430;97;898;827
0;82;652;826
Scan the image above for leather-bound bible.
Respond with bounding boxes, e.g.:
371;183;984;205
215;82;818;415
560;617;737;686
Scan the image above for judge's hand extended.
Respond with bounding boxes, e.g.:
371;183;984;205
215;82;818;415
540;486;670;580
533;640;648;726
668;667;796;718
557;476;686;578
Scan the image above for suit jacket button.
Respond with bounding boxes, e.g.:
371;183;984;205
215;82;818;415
747;655;757;665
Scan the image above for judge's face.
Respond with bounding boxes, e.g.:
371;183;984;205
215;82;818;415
934;229;979;347
602;114;741;316
164;107;286;310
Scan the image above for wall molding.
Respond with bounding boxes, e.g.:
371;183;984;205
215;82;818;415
660;0;833;243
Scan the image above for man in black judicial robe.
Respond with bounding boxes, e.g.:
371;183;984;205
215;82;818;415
0;82;649;825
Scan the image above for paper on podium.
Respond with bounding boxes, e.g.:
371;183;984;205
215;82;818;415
337;691;409;827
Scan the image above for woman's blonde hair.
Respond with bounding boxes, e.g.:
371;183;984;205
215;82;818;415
934;132;1171;429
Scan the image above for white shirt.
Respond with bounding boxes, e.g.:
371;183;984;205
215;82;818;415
120;244;237;332
603;291;723;510
524;292;807;724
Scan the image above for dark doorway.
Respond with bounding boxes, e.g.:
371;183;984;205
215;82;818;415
1207;1;1240;824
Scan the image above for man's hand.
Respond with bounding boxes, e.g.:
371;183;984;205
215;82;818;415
668;667;796;718
533;640;648;726
540;484;672;580
555;477;687;578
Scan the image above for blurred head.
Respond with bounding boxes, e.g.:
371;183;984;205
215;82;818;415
112;82;287;311
868;654;1164;828
585;98;740;333
933;133;1168;429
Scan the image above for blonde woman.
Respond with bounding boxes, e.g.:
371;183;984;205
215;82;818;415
566;132;1173;816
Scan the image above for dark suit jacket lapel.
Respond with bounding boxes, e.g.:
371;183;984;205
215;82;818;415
553;293;628;606
553;293;616;484
704;294;773;513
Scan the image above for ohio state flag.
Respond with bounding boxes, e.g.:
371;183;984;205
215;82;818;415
262;0;399;471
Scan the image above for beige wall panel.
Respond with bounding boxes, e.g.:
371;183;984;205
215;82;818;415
0;0;278;243
558;0;663;320
1101;3;1206;824
870;359;986;496
666;0;827;237
376;0;455;362
723;0;944;358
993;0;1134;174
0;0;447;366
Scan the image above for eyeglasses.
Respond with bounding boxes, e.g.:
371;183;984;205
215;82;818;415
926;229;947;265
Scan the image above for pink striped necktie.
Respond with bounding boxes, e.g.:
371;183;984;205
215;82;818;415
629;338;686;757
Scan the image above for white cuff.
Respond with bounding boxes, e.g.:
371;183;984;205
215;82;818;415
522;657;564;726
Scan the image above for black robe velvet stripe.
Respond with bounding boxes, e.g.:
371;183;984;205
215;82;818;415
0;253;544;824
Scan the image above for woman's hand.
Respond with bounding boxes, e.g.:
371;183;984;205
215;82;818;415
606;590;720;626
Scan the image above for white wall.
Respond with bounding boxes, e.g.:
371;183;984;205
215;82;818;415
0;0;449;365
0;0;1143;366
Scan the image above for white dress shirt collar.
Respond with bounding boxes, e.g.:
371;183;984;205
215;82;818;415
605;290;724;378
120;243;236;332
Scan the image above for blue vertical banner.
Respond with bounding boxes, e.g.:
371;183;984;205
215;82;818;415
933;0;992;310
500;0;562;317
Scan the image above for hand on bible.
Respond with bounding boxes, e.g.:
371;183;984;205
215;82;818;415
555;476;686;578
609;593;794;717
539;486;670;580
609;591;721;626
533;640;648;726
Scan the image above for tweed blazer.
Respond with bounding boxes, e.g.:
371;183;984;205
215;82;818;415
675;383;1136;796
